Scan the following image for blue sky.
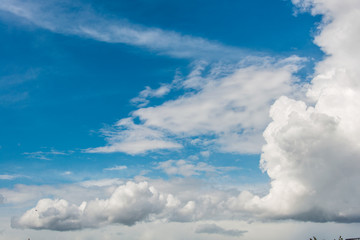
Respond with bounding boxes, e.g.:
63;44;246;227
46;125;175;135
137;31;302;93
1;0;360;239
0;0;321;186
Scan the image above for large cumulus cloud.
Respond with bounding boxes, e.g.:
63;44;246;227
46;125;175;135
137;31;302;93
254;0;360;221
216;0;360;222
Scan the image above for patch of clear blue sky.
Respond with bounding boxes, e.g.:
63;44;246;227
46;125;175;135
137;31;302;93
0;0;322;188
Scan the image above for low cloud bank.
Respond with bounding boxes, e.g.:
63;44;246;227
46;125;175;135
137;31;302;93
195;223;247;237
12;182;168;230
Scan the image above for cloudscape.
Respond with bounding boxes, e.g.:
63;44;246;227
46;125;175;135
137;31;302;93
1;0;360;239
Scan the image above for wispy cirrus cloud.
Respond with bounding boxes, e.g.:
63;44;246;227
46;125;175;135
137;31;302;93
0;0;248;61
23;149;71;160
0;69;38;106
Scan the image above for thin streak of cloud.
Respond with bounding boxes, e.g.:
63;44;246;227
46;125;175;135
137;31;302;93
0;69;39;105
104;166;127;171
79;178;124;188
155;160;239;177
0;69;39;89
0;175;18;180
195;223;247;237
0;0;248;61
23;149;70;160
0;92;29;106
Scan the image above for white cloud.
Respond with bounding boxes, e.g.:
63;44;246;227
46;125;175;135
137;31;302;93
11;198;85;231
23;149;69;160
0;180;123;206
0;0;246;61
0;175;18;180
79;178;124;188
200;151;210;158
0;69;38;105
3;178;270;231
0;185;56;206
11;181;170;230
11;180;242;230
61;171;72;176
89;57;305;155
85;117;182;155
2;218;360;240
156;160;216;177
156;159;237;177
131;85;171;107
195;223;247;237
103;165;127;171
235;0;360;222
0;69;38;89
0;92;29;106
